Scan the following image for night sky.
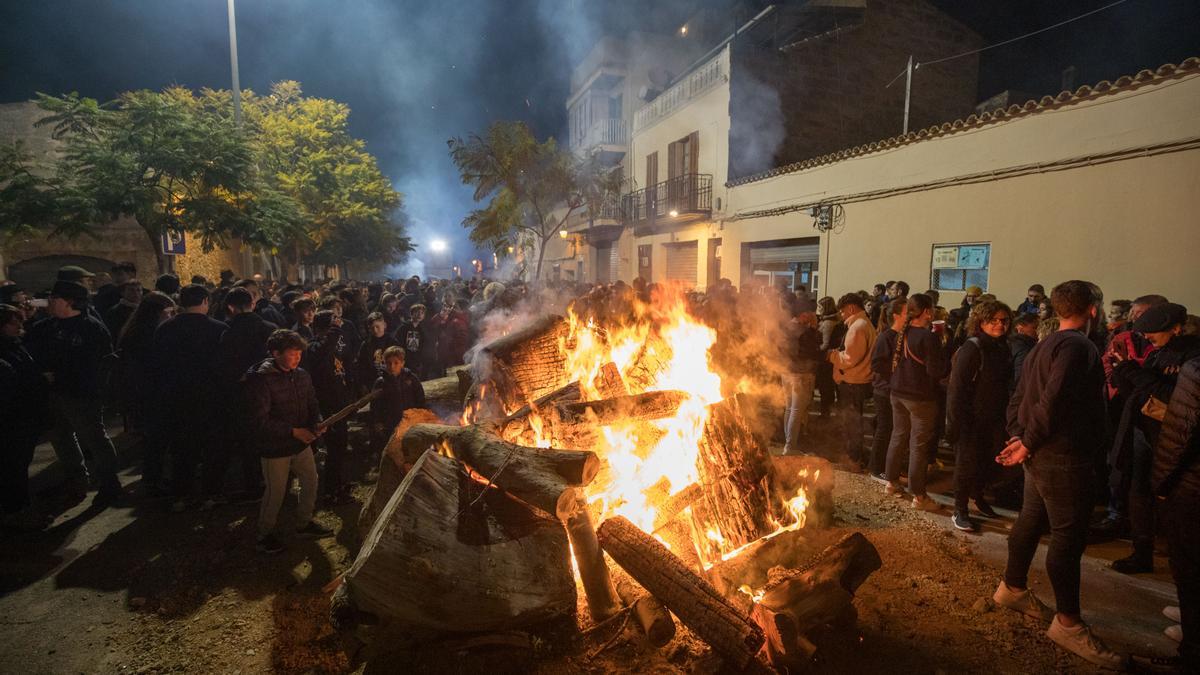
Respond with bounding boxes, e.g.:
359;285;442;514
2;0;1196;271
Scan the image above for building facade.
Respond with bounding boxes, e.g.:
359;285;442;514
549;2;1200;311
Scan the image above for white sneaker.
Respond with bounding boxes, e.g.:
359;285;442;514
992;581;1054;623
1045;616;1125;670
1165;624;1182;643
1163;605;1181;622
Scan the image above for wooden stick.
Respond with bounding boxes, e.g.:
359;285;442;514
317;390;380;431
561;497;621;622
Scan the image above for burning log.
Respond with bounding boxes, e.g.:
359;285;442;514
690;395;779;563
359;407;443;536
476;314;573;413
615;578;675;648
344;450;576;631
399;423;599;518
597;516;765;669
560;497;621;622
554;389;690;428
770;455;836;529
750;532;883;670
706;529;821;603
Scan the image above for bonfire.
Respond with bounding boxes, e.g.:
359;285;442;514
338;286;881;670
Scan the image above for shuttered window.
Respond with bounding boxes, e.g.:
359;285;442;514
664;241;699;287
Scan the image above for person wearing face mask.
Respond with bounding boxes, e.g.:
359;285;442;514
1107;302;1200;575
946;300;1014;531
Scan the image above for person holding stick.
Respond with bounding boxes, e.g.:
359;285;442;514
246;329;333;555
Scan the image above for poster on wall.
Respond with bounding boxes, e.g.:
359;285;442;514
957;245;989;269
932;245;958;268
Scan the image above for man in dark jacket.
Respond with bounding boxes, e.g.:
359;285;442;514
1108;303;1200;574
205;288;277;503
25;281;122;504
94;261;138;318
1008;313;1038;391
246;329;333;554
1;304;52;529
150;285;228;511
103;280;142;340
302;311;355;503
993;280;1122;668
1149;357;1200;672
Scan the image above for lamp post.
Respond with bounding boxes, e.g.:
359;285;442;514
227;0;242;127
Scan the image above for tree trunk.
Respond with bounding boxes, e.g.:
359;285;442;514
358;407;443;536
344;450;576;632
597;516;764;668
615;578;676;648
690;395;779;565
138;218;168;275
399;423;599;519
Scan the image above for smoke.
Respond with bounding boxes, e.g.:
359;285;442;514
728;70;787;179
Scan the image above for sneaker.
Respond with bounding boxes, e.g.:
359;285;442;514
1164;606;1181;622
952;511;978;532
885;481;903;496
1164;624;1182;643
1111;550;1153;574
912;495;940;512
972;497;999;519
255;533;285;555
1045;616;1125;670
296;520;335;539
992;581;1054;623
869;472;888;486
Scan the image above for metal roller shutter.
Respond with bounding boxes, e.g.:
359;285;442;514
748;242;819;265
664;241;699;287
609;243;620;282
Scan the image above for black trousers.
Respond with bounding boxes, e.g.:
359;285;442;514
320;421;349;496
869;391;893;476
1167;490;1200;669
1004;452;1093;617
1;431;39;513
953;420;1004;512
1126;429;1156;552
816;362;836;415
837;382;872;465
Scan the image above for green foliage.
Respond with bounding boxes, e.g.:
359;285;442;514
448;121;621;278
16;83;408;270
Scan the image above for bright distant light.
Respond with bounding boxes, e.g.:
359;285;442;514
430;239;447;253
680;24;688;36
669;209;679;217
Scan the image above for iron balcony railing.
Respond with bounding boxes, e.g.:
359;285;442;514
621;173;713;225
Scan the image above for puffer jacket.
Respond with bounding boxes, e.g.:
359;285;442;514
244;357;322;458
1152;357;1200;498
946;334;1012;442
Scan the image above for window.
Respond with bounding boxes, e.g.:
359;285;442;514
931;243;990;292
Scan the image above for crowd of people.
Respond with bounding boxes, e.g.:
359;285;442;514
774;278;1199;670
2;263;1199;670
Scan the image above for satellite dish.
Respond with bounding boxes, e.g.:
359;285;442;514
647;67;674;89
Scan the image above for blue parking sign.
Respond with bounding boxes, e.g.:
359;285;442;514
161;230;186;256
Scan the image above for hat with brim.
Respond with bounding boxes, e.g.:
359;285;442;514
57;265;95;281
49;280;89;303
1133;303;1187;333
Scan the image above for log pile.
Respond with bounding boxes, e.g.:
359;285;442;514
342;309;884;670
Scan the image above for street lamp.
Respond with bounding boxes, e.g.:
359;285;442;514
430;239;448;253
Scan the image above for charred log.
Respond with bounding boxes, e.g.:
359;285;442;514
615;578;675;648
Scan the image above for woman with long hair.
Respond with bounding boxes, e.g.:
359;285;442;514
946;299;1014;531
815;296;842;417
117;291;176;491
883;293;948;510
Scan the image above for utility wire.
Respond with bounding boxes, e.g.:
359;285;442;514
885;0;1131;87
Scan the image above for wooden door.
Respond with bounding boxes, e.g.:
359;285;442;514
645;152;658;219
638;244;652;282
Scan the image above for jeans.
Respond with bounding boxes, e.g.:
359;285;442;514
1167;490;1200;668
49;394;121;493
258;447;318;537
782;373;816;454
837;382;873;465
885;396;938;497
1004;453;1093;617
869;392;892;476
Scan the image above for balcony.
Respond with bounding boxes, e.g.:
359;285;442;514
621;173;712;236
633;49;727;132
570;118;628;161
